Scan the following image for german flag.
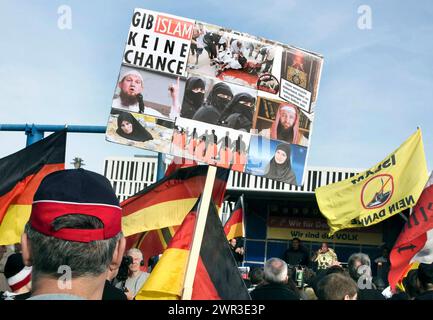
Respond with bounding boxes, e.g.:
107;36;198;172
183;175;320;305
124;157;198;270
0;130;66;245
121;165;229;237
135;197;251;300
224;195;245;240
125;226;178;272
163;156;197;177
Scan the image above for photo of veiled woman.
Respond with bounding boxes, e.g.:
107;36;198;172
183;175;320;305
180;75;257;132
245;136;307;186
263;143;296;185
106;110;174;154
115;112;153;142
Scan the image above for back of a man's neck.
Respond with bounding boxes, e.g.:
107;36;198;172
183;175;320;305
31;274;106;300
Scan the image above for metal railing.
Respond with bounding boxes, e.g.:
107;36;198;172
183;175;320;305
104;156;159;202
226;166;361;193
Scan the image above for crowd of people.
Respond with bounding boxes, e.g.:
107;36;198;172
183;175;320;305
238;238;433;300
188;24;273;77
1;169;432;301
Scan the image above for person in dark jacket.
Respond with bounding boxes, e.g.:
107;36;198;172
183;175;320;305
250;258;299;300
218;93;255;131
229;238;244;266
180;77;206;119
283;238;310;267
415;262;433;300
193;82;233;124
347;253;385;300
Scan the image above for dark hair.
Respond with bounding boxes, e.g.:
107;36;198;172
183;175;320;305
249;267;264;285
403;269;421;298
326;265;346;275
316;273;358;300
25;214;122;280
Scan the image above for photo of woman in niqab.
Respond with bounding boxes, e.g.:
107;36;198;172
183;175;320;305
116;112;153;142
263;143;297;185
219;92;255;131
180;77;206;119
192;82;233;124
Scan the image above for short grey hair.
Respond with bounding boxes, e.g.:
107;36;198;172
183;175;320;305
25;214;122;281
348;253;371;280
127;248;143;259
264;258;288;284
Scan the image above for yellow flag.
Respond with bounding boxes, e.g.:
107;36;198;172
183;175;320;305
316;129;428;235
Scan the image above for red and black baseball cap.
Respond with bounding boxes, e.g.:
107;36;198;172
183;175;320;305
29;169;122;243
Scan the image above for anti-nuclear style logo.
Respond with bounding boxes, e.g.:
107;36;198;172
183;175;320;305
360;174;394;209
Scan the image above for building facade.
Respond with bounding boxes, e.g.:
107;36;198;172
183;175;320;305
104;156;404;267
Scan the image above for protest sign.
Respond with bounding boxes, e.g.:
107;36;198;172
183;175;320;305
106;8;324;186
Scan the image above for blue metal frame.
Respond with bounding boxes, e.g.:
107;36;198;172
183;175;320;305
0;123;166;180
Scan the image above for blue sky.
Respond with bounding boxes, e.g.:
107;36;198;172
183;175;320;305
1;0;432;174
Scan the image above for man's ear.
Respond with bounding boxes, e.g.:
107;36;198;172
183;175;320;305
109;236;126;271
21;232;32;267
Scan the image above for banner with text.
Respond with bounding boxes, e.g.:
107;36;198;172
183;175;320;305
106;8;324;186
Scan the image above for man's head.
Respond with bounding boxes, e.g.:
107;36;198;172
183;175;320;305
118;70;144;97
264;258;288;284
320;242;329;252
291;238;301;250
229;238;237;248
249;267;264;286
316;273;358;300
279;105;297;130
21;169;125;298
417;262;433;291
348;253;371;281
127;248;144;274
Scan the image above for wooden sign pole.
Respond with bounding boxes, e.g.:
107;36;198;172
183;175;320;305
181;165;217;300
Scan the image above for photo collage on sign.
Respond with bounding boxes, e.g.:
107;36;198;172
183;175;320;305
105;8;324;186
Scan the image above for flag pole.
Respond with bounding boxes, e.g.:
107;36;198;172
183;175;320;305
181;165;217;300
240;193;246;267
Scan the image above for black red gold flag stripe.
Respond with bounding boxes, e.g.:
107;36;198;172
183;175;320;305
224;195;245;240
0;130;66;244
136;197;251;300
121;165;229;237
